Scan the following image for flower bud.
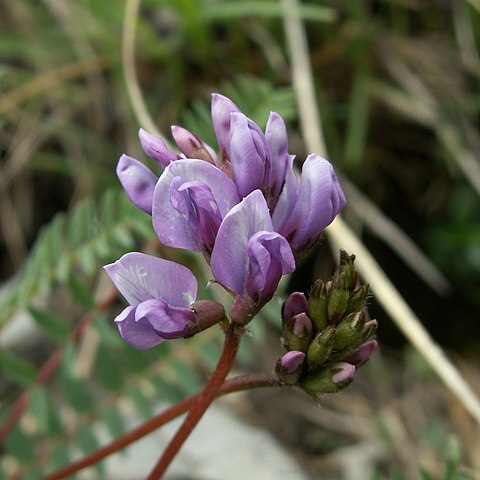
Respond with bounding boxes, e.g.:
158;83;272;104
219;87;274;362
275;350;305;385
333;311;366;350
308;280;329;331
346;284;369;316
327;273;350;324
361;319;378;342
283;312;313;352
282;292;308;323
338;249;357;292
306;326;335;368
344;340;378;367
301;362;355;394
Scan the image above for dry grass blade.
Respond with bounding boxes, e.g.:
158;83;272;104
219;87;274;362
281;0;480;427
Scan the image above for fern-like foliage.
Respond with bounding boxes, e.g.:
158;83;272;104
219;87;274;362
0;189;153;328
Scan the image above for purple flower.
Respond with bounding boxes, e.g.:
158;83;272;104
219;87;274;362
211;190;295;303
281;291;308;322
273;154;346;254
117;155;158;215
171;125;218;165
104;252;198;349
152;159;240;255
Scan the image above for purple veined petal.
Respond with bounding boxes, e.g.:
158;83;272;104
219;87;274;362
211;93;241;161
211;190;274;294
104;252;197;307
279;154;346;252
139;128;179;168
114;305;165;349
265;112;289;209
117;155;157;215
245;231;295;300
229;112;270;198
135;299;197;339
271;155;299;231
171;125;218;165
152;159;240;251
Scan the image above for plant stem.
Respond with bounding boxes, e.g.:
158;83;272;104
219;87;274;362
146;324;242;479
42;373;280;480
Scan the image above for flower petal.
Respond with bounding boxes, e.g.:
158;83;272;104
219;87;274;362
171;125;218;165
117;155;157;214
265;112;289;208
152;159;240;251
104;252;197;306
139;128;179;168
279;155;346;252
211;93;241;161
135;299;196;338
229;112;270;197
114;305;165;349
211;190;274;294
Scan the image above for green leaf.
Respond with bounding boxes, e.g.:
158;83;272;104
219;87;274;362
29;386;50;434
101;405;126;439
28;306;70;340
60;376;96;414
129;387;154;420
67;274;95;308
0;349;37;385
96;348;124;392
4;425;36;461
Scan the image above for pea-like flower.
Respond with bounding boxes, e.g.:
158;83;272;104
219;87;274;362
104;252;199;349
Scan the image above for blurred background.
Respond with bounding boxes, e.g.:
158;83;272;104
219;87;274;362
1;0;479;479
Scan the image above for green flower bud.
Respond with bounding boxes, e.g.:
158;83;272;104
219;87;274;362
338;249;357;292
283;312;314;352
308;280;329;331
301;362;355;394
333;311;366;350
327;273;350;324
346;284;369;316
306;326;335;367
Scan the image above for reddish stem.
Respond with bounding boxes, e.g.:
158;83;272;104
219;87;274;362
42;373;280;480
147;324;242;479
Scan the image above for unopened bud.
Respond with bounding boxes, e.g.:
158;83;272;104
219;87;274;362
306;326;335;367
283;312;313;352
301;362;355;394
338;250;357;291
346;284;369;316
333;311;366;350
327;274;350;325
282;292;308;323
275;350;305;385
344;340;378;367
361;319;378;342
308;280;329;331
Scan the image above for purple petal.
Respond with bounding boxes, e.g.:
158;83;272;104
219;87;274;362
265;112;289;208
279;155;346;252
171;125;218;165
345;340;378;367
152;159;240;251
229;113;270;197
139;128;179;168
245;231;295;299
135;299;196;338
211;93;241;161
114;305;165;349
271;155;299;231
332;362;356;384
104;252;197;306
211;190;275;294
117;155;157;214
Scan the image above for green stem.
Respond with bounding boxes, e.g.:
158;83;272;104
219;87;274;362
147;324;242;479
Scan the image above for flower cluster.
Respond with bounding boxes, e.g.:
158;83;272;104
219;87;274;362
105;94;346;349
276;250;377;394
